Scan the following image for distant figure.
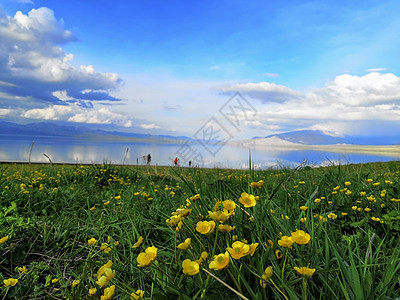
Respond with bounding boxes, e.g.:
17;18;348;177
147;153;151;165
188;160;192;167
174;157;179;167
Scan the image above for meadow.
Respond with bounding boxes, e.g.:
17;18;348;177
1;160;400;299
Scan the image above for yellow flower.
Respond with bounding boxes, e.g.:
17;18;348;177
88;238;97;246
137;246;158;267
341;212;348;216
345;181;351;186
371;217;381;222
90;206;96;211
196;221;216;235
327;212;337;220
3;278;18;287
360;191;366;196
115;195;121;200
259;266;273;288
131;289;145;300
209;210;231;223
239;192;256;208
227;241;251;259
18;266;27;274
264;240;274;248
72;280;80;287
132;236;143;248
100;243;112;253
89;288;97;295
248;243;259;256
291;230;311;245
51;278;59;284
314;198;321;203
209;252;230;270
166;215;183;231
196;251;209;264
182;259;200;275
101;285;115;300
189;194;200;202
177;238;191;250
0;235;9;244
294;266;316;277
278;236;294;248
367;178;373;183
250;180;264;189
364;207;371;212
96;260;116;288
373;182;381;187
223;200;236;212
300;206;308;211
104;201;110;205
173;208;192;217
218;224;235;232
275;249;283;259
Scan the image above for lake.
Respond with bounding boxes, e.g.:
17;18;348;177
0;135;399;169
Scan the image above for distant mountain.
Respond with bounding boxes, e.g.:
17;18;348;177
0;121;193;143
259;130;345;145
254;130;400;146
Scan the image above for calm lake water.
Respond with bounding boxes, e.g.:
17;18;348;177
0;135;398;169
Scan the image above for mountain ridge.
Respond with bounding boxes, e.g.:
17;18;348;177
0;121;193;143
253;130;400;146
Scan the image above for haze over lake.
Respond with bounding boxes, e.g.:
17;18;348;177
1;135;398;169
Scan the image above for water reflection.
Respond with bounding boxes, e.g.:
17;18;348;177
0;136;398;169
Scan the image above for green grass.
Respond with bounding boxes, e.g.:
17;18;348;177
0;161;400;299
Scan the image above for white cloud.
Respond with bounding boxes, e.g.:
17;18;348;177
52;90;74;101
225;72;400;137
16;0;34;4
366;68;386;72
138;123;161;130
216;82;301;103
67;107;132;127
308;72;400;106
264;72;280;78
0;108;12;116
0;7;121;107
22;105;72;120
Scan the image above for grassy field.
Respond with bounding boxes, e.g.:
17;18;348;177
1;160;400;299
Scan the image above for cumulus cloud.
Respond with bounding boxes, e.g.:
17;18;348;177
0;7;122;108
139;123;161;130
226;72;400;136
308;72;400;107
68;107;132;127
22;105;72;120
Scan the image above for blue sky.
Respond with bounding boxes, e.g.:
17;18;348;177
1;0;400;138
